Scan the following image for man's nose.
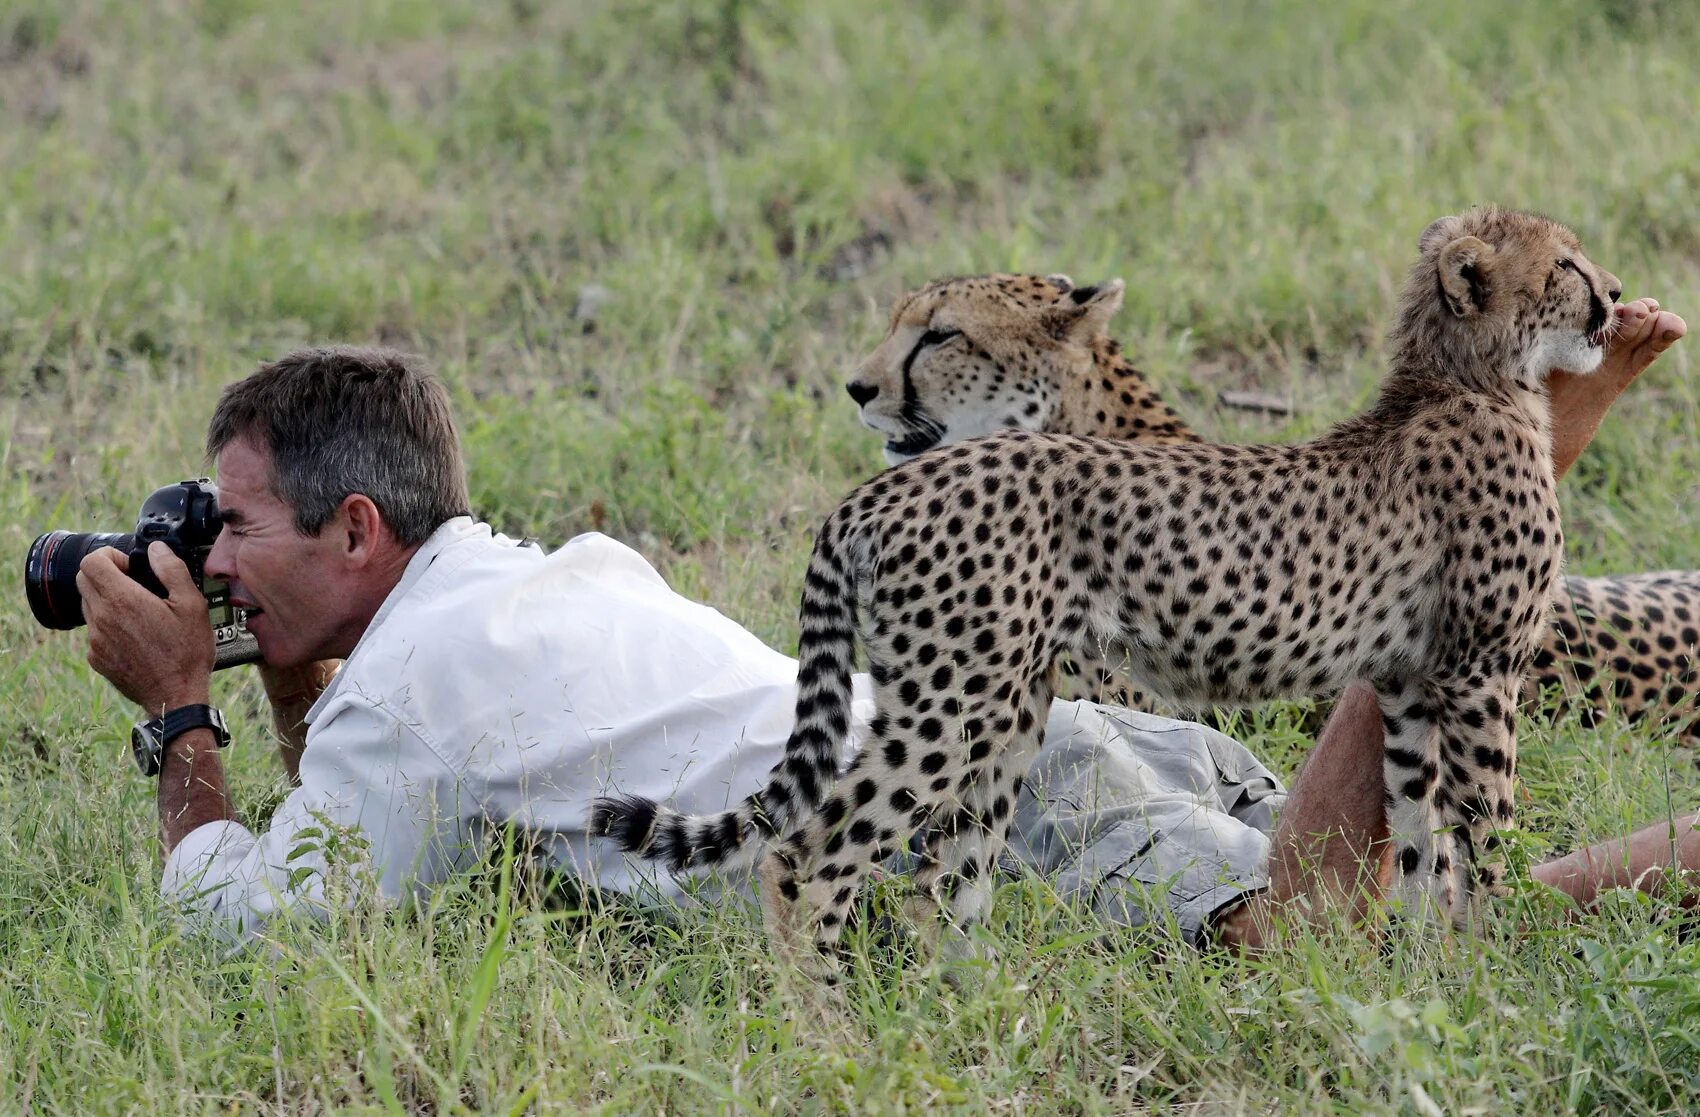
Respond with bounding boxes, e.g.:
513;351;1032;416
846;380;879;406
204;528;235;580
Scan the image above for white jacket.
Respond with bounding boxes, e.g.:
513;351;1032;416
163;518;870;941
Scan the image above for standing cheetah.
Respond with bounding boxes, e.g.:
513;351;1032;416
846;273;1698;738
595;207;1621;967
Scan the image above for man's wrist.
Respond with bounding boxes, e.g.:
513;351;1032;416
157;725;236;852
152;724;223;784
135;704;230;777
161;725;221;763
149;683;213;718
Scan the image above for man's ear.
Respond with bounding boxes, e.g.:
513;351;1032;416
337;494;388;564
1045;278;1125;342
1436;236;1495;318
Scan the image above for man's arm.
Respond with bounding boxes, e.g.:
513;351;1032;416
78;541;236;852
1212;680;1389;950
259;659;342;785
161;699;468;942
1530;812;1700;910
79;543;343;834
158;730;235;852
80;537;467;940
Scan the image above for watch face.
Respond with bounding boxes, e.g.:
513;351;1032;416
131;721;165;777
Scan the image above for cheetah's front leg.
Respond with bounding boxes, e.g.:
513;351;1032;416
1377;679;1466;924
1432;673;1521;909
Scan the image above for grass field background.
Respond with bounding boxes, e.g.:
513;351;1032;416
3;0;1700;1112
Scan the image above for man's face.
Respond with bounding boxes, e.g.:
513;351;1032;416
203;435;355;669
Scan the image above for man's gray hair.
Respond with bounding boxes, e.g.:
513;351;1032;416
206;346;470;545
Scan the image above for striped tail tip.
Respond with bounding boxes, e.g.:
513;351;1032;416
588;794;661;855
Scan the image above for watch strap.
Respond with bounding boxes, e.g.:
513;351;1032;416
131;705;230;778
160;704;231;750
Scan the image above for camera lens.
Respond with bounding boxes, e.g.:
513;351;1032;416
24;531;134;630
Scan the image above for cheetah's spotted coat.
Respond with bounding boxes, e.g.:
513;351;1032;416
594;208;1624;967
847;273;1700;738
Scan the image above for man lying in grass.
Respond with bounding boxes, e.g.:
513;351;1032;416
75;305;1689;951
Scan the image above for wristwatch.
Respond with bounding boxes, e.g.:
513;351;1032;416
132;704;231;777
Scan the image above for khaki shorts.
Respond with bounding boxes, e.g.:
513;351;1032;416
1000;700;1286;946
657;699;1286;946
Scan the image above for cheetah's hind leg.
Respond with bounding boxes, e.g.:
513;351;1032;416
761;662;1046;979
1058;649;1149;709
755;845;864;1033
757;844;832;981
757;737;964;981
903;675;1052;972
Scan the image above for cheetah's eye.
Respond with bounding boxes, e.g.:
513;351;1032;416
1546;259;1580;293
904;328;962;372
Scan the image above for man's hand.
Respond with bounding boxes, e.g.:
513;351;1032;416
79;542;214;714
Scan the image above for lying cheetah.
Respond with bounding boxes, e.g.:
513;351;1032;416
847;273;1699;738
596;207;1621;966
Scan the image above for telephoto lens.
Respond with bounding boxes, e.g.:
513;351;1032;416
24;531;136;630
24;480;262;672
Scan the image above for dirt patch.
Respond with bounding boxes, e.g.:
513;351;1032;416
1186;340;1385;430
262;39;460;110
824;185;938;281
1188;344;1276;392
0;17;91;124
765;183;937;282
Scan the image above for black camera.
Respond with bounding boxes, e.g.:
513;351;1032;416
25;479;262;670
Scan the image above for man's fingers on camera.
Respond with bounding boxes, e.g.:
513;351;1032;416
78;548;169;623
75;548;131;624
148;541;200;605
75;545;128;596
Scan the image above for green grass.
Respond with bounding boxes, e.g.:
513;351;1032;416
4;0;1700;1111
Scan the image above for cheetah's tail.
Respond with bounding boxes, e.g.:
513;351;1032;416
587;521;862;874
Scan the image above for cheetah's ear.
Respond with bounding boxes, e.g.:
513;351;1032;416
1044;273;1075;293
1046;278;1125;342
1435;235;1496;318
1418;215;1465;255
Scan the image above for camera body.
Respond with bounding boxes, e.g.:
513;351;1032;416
25;479;262;670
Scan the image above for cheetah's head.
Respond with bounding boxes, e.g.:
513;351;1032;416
845;273;1124;464
1403;206;1622;391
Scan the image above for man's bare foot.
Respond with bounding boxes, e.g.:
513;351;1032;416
1550;297;1686;479
1596;298;1685;387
